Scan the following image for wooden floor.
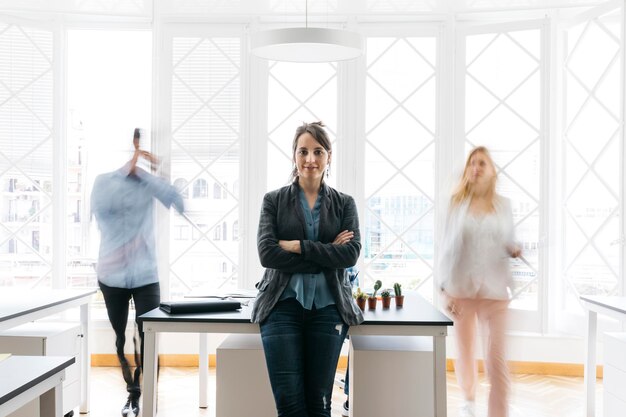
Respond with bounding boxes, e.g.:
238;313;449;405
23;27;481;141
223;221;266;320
88;366;602;417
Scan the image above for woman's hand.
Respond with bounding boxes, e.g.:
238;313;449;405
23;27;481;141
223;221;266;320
333;230;354;245
277;230;353;257
279;240;301;254
507;244;522;258
441;291;459;318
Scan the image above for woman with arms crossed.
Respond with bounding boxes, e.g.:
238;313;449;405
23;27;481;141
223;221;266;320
251;121;363;417
439;146;521;417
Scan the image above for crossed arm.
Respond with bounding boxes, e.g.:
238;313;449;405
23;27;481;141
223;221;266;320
257;194;361;273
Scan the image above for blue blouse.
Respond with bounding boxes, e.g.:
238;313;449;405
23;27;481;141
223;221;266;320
279;188;335;309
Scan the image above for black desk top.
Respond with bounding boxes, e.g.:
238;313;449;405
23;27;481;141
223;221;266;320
0;355;75;405
580;295;626;315
139;293;452;327
0;289;96;324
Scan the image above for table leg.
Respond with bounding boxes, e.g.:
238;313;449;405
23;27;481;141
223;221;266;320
348;340;353;417
80;301;90;413
584;310;597;417
434;333;448;417
199;334;208;408
143;330;158;417
40;376;63;417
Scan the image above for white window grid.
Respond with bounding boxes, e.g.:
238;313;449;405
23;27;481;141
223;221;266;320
0;3;623;336
461;23;544;307
561;10;622;301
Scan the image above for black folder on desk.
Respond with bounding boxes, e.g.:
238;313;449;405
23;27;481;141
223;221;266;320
159;299;241;314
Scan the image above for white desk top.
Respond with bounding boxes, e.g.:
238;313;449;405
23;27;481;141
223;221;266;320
0;355;75;405
139;293;453;328
0;289;95;326
580;295;626;316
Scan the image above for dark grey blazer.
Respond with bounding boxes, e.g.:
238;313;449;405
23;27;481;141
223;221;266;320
251;182;364;326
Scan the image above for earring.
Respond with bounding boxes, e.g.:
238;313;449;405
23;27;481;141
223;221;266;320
326;165;331;177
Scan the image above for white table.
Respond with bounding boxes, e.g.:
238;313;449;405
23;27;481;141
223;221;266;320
139;293;453;417
580;295;626;417
0;355;75;417
0;289;95;414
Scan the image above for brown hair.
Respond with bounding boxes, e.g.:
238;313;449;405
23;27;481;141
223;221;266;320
289;121;332;183
450;146;497;207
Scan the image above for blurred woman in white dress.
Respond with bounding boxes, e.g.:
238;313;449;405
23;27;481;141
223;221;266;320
439;146;521;417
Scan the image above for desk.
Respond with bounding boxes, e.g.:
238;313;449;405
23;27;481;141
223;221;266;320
0;355;75;417
139;293;453;417
0;289;95;413
580;295;626;417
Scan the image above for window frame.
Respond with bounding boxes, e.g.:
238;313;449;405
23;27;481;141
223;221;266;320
1;4;623;339
455;18;550;333
156;22;246;298
554;3;626;336
355;22;442;302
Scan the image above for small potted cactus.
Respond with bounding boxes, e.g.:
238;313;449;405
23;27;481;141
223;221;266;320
393;282;404;307
353;287;368;311
380;289;392;308
368;280;382;309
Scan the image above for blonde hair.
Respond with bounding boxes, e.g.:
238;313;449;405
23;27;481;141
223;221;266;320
450;146;497;207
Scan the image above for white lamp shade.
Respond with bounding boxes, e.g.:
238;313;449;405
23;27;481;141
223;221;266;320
251;27;363;62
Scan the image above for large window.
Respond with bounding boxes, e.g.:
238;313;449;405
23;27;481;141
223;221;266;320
1;2;624;341
166;29;241;298
0;21;53;288
460;22;544;331
561;9;622;314
363;34;438;300
66;29;152;290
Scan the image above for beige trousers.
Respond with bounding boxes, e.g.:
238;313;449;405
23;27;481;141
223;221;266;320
449;297;510;417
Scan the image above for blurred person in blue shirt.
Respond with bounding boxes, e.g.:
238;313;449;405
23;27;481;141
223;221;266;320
91;128;184;416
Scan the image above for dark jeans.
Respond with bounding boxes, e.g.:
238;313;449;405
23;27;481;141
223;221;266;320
99;281;160;399
260;298;348;417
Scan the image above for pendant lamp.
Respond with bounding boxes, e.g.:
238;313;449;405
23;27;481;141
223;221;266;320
251;1;363;63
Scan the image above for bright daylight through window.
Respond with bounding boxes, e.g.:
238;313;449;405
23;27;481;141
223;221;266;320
0;0;623;337
66;30;152;296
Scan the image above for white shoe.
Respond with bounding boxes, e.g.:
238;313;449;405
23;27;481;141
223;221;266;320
459;400;476;417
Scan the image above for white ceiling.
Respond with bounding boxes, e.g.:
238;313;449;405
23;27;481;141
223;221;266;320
0;0;614;18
